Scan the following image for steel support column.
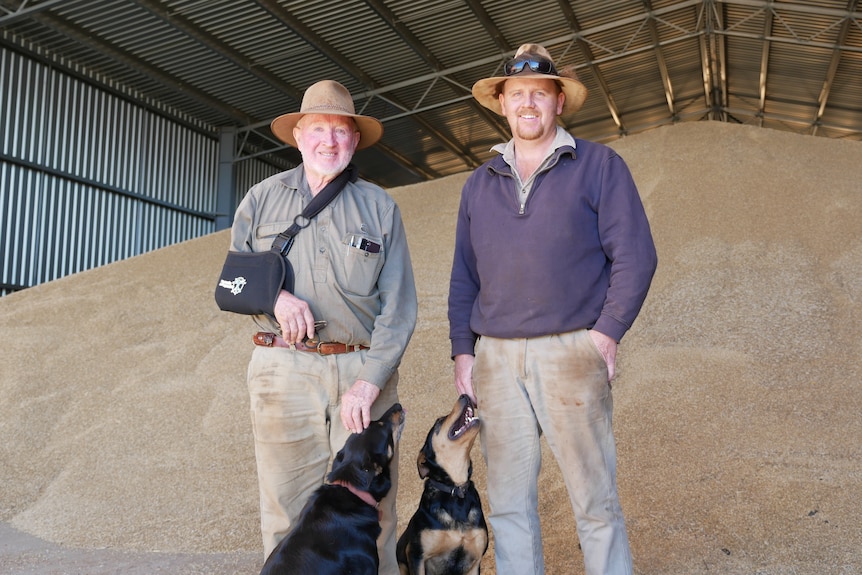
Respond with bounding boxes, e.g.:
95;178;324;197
216;127;237;231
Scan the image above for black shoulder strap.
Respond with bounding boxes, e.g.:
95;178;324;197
270;164;357;256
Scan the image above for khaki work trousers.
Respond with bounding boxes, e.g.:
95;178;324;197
473;329;633;575
247;345;401;575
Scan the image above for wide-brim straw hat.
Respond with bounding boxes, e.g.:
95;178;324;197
271;80;383;150
472;43;588;116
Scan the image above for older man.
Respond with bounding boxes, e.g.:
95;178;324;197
448;44;657;575
228;79;417;574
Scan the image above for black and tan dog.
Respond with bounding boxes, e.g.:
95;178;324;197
397;394;488;575
260;403;406;575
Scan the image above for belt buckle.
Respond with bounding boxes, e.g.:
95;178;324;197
303;320;328;351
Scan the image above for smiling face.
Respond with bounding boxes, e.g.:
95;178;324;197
293;113;360;184
498;77;564;143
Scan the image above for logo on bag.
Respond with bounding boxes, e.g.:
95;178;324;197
219;276;247;295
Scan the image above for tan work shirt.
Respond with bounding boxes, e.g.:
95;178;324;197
230;165;417;389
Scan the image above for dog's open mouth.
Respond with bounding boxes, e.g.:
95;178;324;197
448;396;480;440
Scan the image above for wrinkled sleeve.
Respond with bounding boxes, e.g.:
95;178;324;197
357;202;418;388
592;153;658;341
229;189;258;254
448;177;481;357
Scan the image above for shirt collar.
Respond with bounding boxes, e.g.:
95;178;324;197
278;164;313;199
491;125;577;164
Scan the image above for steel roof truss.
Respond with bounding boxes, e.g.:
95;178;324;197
758;4;774;126
812;0;859;135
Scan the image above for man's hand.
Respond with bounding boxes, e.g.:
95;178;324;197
454;354;477;404
273;289;316;344
340;380;381;433
588;330;618;383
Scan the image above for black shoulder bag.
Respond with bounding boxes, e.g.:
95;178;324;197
214;164;356;316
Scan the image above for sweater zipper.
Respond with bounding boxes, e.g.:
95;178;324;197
514;148;566;215
517;178;529;215
516;164;547;216
501;170;527;215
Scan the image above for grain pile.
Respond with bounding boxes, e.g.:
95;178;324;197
1;121;860;574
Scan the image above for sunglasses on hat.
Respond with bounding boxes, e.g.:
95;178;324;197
504;57;558;76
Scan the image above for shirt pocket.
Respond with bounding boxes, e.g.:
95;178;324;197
337;233;384;296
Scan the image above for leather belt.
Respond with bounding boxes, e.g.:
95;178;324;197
253;332;368;355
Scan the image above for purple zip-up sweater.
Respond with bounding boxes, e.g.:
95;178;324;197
448;139;657;357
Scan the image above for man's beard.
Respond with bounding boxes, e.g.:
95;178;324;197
315;161;349;177
305;154;351;179
514;110;544;141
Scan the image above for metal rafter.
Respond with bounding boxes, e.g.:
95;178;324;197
643;0;678;117
247;0;441;178
5;0;858;191
460;0;521;138
715;0;862;52
253;0;484;175
699;3;714;113
812;0;859;135
719;0;861;20
253;0;376;89
0;0;68;25
717;4;729;122
363;0;502;166
134;0;435;179
244;1;720;150
557;0;625;132
462;0;508;52
722;106;862;136
25;9;254;125
703;0;729;121
132;0;304;102
757;4;773;126
377;0;512;142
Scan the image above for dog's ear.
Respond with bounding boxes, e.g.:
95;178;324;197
417;423;439;479
417;451;430;479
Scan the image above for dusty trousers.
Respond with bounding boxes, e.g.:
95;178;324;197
247;345;401;575
473;329;633;575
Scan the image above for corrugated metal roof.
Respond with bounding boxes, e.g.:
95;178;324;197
1;0;860;189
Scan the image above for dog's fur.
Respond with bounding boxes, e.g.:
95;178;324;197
397;395;488;575
260;403;406;575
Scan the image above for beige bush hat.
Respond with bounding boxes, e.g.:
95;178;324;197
270;80;384;150
472;43;588;116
